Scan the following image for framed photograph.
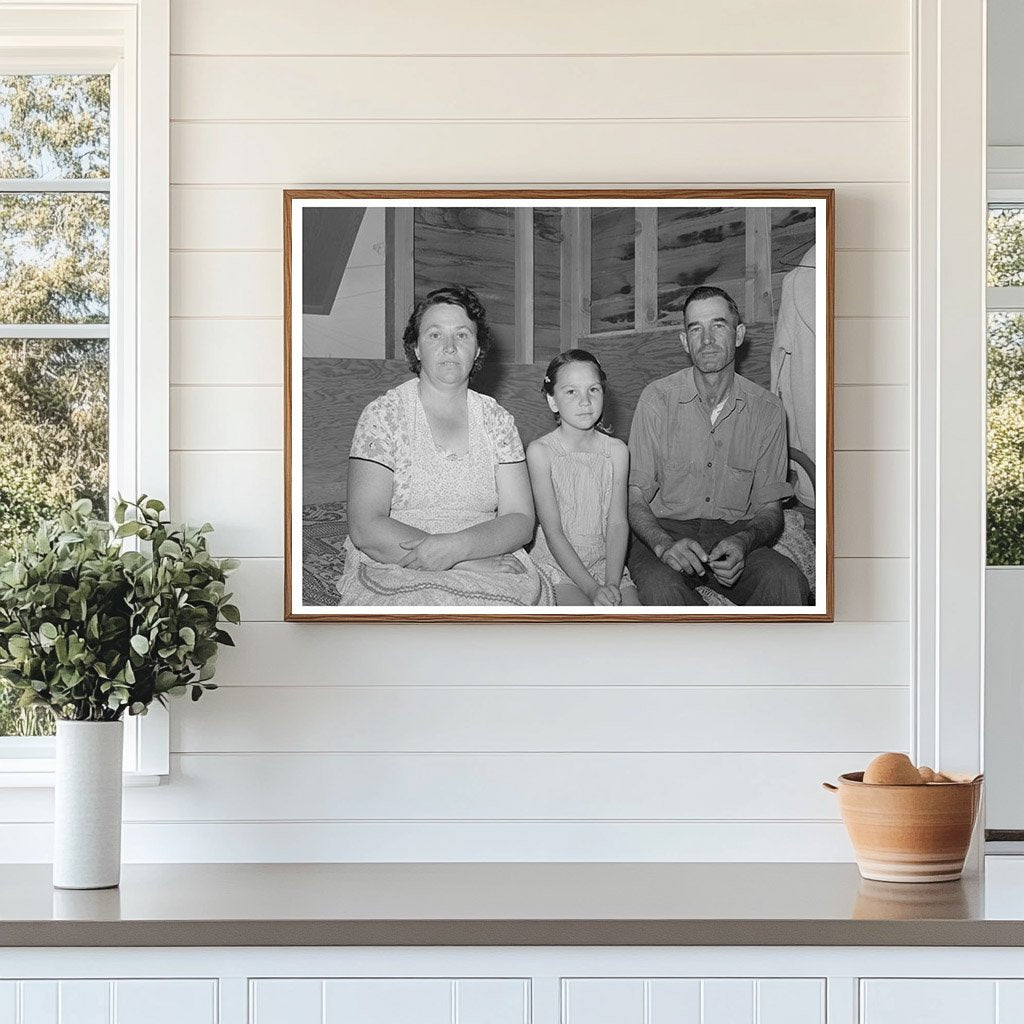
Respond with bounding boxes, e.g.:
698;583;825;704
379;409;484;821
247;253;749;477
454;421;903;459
284;190;833;622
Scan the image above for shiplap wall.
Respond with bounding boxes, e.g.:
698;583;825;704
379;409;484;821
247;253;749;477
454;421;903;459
26;0;920;861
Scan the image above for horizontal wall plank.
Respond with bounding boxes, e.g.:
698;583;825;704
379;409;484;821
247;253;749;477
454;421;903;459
171;319;284;386
834;451;910;558
171;451;283;556
171;54;909;121
170;0;910;56
170;121;909;186
835;250;909;319
171;249;907;319
171;386;282;451
168;383;905;453
834;318;909;385
227;556;909;623
834;385;910;450
226;557;283;620
171;252;280;317
211;621;910;687
171;187;284;251
0;821;856;863
833;557;909;621
120;752;869;820
171;183;909;252
171;685;909;754
173;448;907;558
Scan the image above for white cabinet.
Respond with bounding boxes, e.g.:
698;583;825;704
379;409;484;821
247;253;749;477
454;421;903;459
249;978;529;1024
562;978;825;1024
860;980;1024;1024
0;980;216;1024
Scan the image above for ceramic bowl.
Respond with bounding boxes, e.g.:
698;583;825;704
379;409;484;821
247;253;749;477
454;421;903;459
823;772;983;883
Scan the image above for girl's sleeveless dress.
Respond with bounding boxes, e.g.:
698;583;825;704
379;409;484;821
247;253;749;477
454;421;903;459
336;378;554;607
530;432;635;591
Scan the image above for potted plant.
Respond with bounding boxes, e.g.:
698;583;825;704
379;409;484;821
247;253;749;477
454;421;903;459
0;497;239;889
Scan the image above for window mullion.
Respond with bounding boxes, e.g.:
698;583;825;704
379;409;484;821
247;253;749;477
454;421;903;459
0;324;111;339
0;178;109;193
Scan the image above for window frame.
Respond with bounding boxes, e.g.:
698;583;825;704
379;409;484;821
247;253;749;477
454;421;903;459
0;0;169;783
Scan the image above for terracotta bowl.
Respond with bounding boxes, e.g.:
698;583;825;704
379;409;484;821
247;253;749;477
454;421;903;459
823;772;983;883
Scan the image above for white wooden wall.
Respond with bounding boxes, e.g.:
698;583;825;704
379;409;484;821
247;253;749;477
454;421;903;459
4;0;917;862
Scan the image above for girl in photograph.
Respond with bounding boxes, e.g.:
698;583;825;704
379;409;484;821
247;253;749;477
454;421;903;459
526;350;639;607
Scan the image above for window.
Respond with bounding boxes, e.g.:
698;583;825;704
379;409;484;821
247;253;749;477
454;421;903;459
0;73;111;738
0;2;169;778
986;205;1024;565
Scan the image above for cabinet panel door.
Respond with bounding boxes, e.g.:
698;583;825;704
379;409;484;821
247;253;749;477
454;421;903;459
563;979;645;1024
455;980;529;1024
323;980;451;1024
0;983;16;1024
251;978;528;1024
250;979;323;1024
756;980;825;1024
998;980;1024;1023
19;982;56;1024
114;980;217;1024
58;982;110;1024
648;979;702;1022
564;978;825;1024
861;981;997;1024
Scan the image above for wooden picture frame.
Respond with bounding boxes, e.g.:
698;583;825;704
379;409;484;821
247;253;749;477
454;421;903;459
284;189;834;622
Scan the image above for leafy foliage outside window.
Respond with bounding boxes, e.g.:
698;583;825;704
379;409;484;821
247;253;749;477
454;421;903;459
987;208;1024;565
0;75;110;737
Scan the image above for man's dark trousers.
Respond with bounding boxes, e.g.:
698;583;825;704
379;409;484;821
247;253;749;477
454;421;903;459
628;517;810;606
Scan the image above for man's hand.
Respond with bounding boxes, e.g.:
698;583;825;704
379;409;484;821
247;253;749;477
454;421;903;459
707;535;747;587
591;584;622;607
398;533;462;571
656;537;709;576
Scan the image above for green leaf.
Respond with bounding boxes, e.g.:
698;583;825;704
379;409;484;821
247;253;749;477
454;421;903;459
8;635;30;657
158;539;183;559
39;622;58;641
130;634;150;656
178;626;196;646
220;604;240;625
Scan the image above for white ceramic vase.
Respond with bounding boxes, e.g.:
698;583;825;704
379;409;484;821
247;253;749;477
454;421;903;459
53;719;124;889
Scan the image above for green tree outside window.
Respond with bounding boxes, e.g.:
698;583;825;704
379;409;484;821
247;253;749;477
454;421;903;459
988;208;1024;566
0;75;110;736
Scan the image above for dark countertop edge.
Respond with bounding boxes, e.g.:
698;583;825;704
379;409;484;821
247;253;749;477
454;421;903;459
4;920;1024;948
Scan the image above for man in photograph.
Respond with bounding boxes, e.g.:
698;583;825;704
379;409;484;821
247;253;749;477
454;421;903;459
626;285;810;607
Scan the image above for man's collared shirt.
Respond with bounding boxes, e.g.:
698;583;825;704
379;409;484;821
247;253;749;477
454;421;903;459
628;367;793;522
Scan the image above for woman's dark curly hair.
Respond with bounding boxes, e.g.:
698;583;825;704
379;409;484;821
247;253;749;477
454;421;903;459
402;284;493;378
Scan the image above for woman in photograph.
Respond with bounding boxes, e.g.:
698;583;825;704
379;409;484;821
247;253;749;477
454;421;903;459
336;284;554;607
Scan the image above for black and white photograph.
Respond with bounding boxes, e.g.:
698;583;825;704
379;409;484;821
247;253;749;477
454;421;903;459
284;190;833;622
